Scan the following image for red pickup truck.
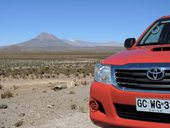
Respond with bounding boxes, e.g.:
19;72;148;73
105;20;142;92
90;16;170;128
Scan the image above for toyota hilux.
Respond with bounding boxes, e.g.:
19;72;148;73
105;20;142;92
90;16;170;128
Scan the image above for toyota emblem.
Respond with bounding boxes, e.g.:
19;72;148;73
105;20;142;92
147;68;165;81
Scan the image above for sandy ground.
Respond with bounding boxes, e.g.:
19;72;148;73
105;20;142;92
0;78;99;128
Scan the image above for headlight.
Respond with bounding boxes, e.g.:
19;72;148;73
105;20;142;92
94;64;111;84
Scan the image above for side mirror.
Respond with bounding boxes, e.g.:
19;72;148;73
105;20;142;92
124;38;136;49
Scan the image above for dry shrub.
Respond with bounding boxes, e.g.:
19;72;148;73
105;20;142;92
1;90;13;99
69;90;76;94
13;85;19;90
14;120;24;127
0;104;8;109
82;81;87;86
71;104;77;109
0;84;3;90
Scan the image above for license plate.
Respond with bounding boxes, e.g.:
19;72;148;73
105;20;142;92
136;98;170;114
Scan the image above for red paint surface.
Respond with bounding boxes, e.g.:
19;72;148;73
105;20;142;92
90;16;170;128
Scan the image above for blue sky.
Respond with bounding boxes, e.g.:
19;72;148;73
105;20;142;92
0;0;170;46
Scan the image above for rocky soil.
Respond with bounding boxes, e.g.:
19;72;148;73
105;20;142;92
0;78;99;128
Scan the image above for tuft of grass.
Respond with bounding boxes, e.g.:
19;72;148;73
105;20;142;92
42;90;47;93
69;90;76;94
0;84;3;90
51;86;67;91
1;90;13;99
13;85;19;90
74;83;79;86
71;104;77;110
0;104;8;109
14;120;24;127
82;81;87;86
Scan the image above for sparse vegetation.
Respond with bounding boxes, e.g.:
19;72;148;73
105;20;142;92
51;85;67;91
14;120;24;127
0;84;3;90
13;85;19;90
0;51;117;127
82;81;87;86
71;104;77;110
1;90;13;99
0;59;96;79
74;83;79;86
69;90;76;94
42;90;47;93
0;52;115;81
0;104;8;109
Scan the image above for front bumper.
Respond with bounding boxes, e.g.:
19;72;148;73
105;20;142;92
90;81;170;128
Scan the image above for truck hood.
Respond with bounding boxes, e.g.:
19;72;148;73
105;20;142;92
102;46;170;65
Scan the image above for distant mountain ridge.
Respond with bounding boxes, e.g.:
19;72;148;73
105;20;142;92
0;32;123;53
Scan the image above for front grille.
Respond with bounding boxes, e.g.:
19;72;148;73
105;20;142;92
115;69;170;90
115;104;170;123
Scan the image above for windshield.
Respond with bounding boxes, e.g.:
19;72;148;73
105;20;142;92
138;19;170;46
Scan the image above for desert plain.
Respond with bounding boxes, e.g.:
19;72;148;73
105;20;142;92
0;51;117;128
